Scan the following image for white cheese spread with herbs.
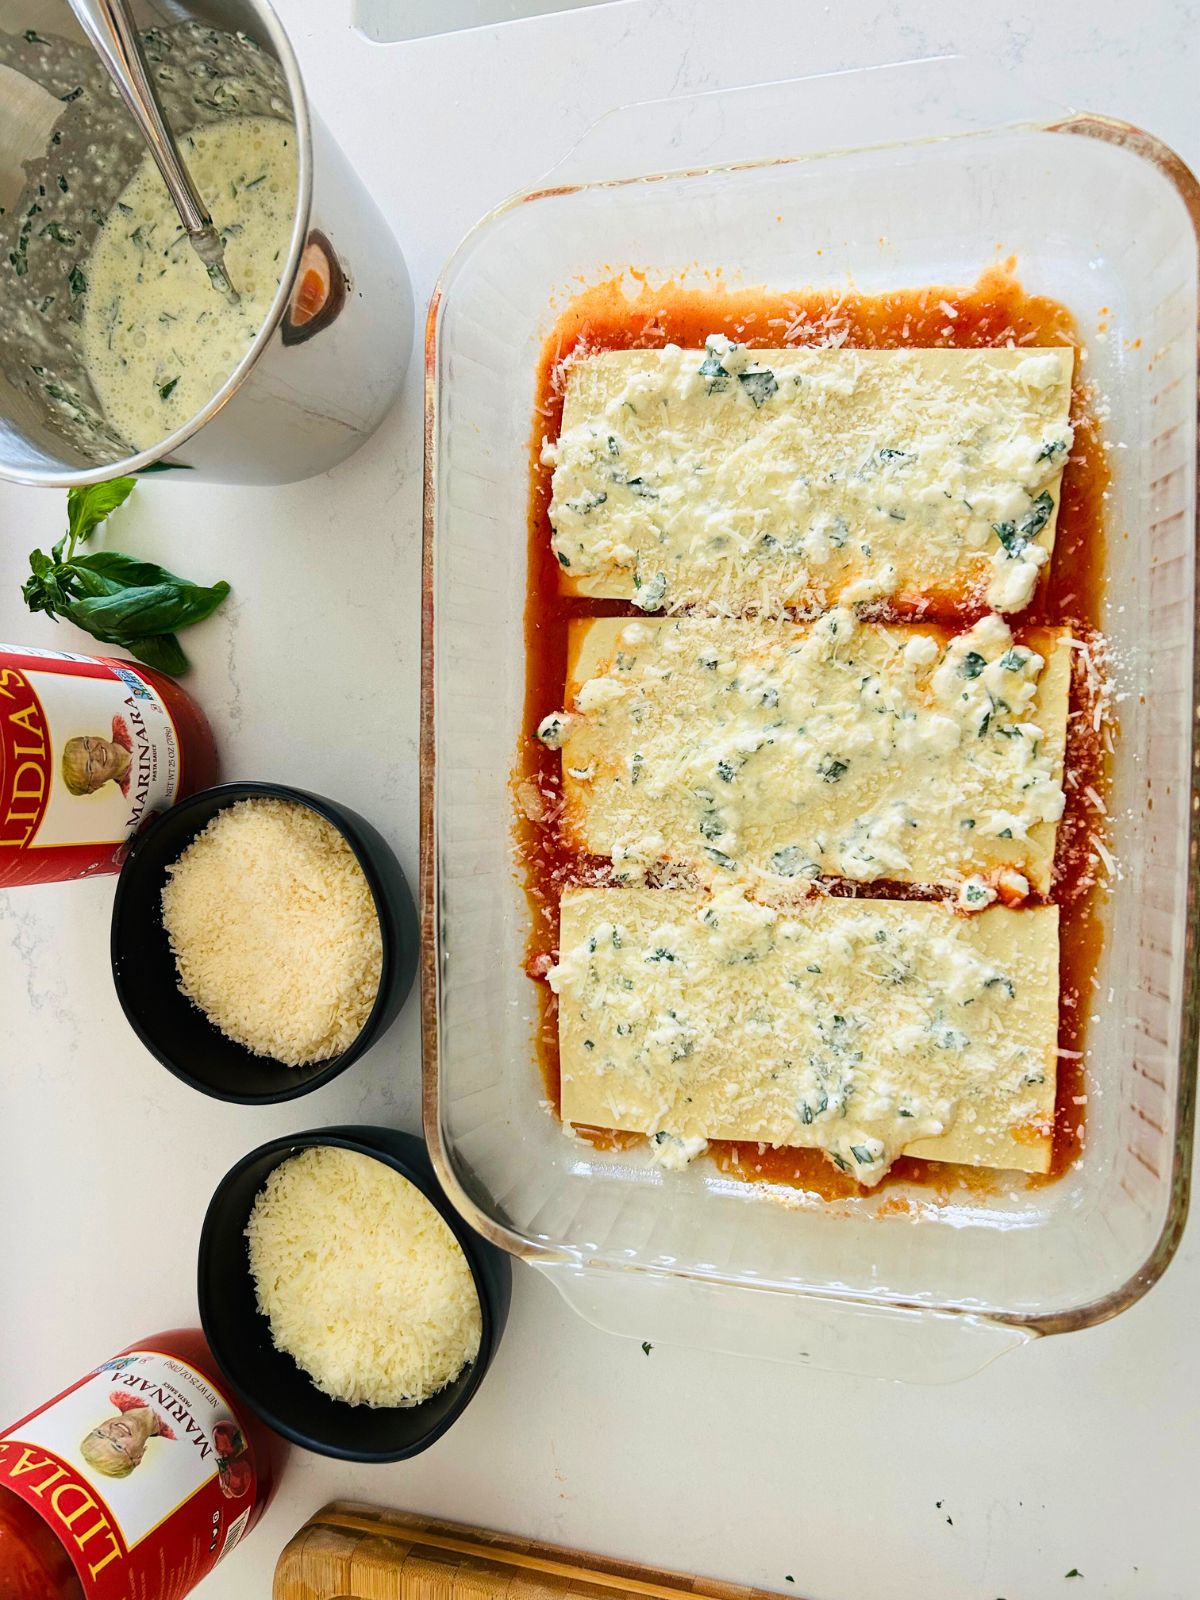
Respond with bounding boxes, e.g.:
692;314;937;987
546;342;1074;615
550;610;1070;894
81;115;297;450
551;887;1059;1185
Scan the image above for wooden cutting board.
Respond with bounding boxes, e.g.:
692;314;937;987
274;1503;798;1600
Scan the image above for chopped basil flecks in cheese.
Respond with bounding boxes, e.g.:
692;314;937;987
551;887;1059;1185
543;344;1074;614
555;611;1070;892
536;712;573;749
956;875;998;911
649;1130;710;1170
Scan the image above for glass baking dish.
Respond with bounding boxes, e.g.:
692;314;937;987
421;60;1200;1381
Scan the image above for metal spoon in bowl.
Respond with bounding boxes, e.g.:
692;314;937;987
66;0;240;303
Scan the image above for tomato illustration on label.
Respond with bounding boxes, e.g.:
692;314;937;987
218;1456;253;1499
213;1417;251;1498
212;1421;244;1459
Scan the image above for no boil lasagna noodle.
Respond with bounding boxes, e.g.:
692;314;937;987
538;337;1078;1186
547;344;1075;615
551;888;1059;1184
557;611;1071;896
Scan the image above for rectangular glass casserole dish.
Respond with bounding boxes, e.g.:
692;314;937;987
421;60;1200;1381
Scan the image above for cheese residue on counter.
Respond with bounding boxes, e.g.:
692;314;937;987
547;342;1074;614
160;798;381;1066
553;609;1070;894
551;886;1059;1185
246;1146;482;1408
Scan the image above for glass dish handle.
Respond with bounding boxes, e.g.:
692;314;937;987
537;1261;1032;1384
545;57;1074;188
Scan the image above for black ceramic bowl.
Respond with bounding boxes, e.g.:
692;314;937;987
198;1125;511;1461
110;781;418;1103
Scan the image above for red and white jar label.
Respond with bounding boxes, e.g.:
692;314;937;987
0;646;181;885
0;1350;258;1599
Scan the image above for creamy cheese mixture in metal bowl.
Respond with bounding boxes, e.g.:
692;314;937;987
0;3;411;485
0;18;295;464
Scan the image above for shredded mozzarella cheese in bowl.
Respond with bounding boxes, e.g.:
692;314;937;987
245;1146;483;1410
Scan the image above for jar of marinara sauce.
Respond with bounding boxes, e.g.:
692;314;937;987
0;644;217;887
0;1330;278;1600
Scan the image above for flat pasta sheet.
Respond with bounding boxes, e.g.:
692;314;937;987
560;612;1071;894
550;345;1075;615
553;887;1060;1184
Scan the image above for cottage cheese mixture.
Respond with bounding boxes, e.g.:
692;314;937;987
520;276;1111;1194
547;341;1074;614
547;609;1070;895
81;114;296;450
552;887;1059;1184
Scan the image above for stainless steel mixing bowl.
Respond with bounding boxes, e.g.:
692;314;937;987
0;0;413;484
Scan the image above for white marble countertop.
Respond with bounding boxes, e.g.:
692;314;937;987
1;1;1197;1596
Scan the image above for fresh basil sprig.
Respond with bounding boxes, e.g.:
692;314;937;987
22;477;229;676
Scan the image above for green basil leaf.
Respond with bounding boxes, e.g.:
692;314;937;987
70;550;198;590
66;476;137;547
738;368;779;407
21;572;53;613
156;577;230;629
65;586;178;637
61;563;120;599
22;552;72;614
122;631;189;676
68;578;229;640
20;480;227;678
55;605;125;647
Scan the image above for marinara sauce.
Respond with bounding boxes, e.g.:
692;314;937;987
0;645;217;888
518;268;1111;1203
0;1331;277;1600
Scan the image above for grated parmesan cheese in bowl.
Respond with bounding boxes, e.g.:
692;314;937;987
112;782;418;1105
160;796;383;1066
245;1146;482;1409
